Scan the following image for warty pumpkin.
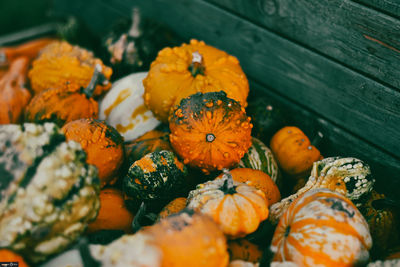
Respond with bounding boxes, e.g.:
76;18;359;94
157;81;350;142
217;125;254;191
270;126;321;176
169;91;252;173
157;197;187;221
0;57;31;124
25;64;104;127
87;188;134;233
125;130;172;165
62;118;124;187
216;168;281;206
28;41;112;97
0;123;100;263
143;39;249;122
99;72;161;141
271;188;372;267
229;260;259;267
228;239;263;263
0;249;29;267
143;209;230;267
269;156;374;224
188;169;269;238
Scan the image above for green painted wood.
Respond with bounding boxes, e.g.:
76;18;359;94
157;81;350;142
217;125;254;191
205;0;400;90
356;0;400;18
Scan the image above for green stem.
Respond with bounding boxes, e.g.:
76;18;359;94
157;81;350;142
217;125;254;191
82;64;106;98
188;51;205;77
221;168;236;194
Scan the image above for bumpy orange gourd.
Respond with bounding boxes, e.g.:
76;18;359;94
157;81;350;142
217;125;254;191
144;209;229;267
188;170;269;238
0;57;31;124
143;39;249;122
87;188;134;233
0;249;29;267
271;188;372;267
228;239;263;263
270;126;321;176
25;64;104;127
169;91;252;173
62;118;124;187
28;41;112;96
217;168;280;206
158;197;187;220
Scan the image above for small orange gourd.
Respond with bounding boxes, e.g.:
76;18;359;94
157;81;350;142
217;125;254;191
158;197;187;220
270;126;321;176
188;169;269;238
25;64;104;127
228;239;263;263
28;41;112;96
143;39;249;122
0;249;29;267
62;118;124;187
87;188;134;233
169;91;252;173
216;168;280;206
0;57;31;124
144;209;229;267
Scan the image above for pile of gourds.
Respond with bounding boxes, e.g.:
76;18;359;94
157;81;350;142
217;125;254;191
0;21;399;267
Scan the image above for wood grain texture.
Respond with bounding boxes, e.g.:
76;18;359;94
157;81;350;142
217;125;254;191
355;0;400;18
206;0;400;90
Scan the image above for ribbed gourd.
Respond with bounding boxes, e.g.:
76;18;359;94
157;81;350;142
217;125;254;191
0;123;100;263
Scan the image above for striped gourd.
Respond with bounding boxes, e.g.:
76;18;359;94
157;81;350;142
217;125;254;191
238;137;279;183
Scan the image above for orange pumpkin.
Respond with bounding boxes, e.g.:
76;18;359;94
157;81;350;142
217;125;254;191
228;239;263;263
216;168;280;206
28;41;112;96
0;57;31;124
87;188;134;233
270;126;321;176
144;209;229;267
158;197;187;221
62;118;124;187
0;249;29;267
188;169;269;238
169;91;252;173
143;39;249;122
25;64;104;127
228;260;258;267
271;188;372;267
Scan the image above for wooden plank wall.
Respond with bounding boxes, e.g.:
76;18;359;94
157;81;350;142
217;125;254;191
52;0;400;198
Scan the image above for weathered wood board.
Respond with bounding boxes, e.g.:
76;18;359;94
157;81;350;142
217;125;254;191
356;0;400;18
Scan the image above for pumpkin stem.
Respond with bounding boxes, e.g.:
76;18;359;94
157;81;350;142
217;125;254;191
188;51;205;77
82;64;106;98
221;168;236;194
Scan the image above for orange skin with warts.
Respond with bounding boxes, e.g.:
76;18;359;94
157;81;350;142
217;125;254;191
87;188;134;233
158;197;187;220
228;239;263;263
216;168;280;206
270;126;321;176
169;91;252;173
62;119;124;187
0;249;29;267
28;41;112;97
143;39;249;122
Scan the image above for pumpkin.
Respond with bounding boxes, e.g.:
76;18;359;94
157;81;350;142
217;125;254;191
123;150;188;202
125;130;172;164
0;57;31;124
28;41;112;97
87;188;134;233
103;8;180;79
99;72;161;141
0;123;100;263
229;260;259;267
0;249;29;267
269;157;374;224
25;64;104;127
144;209;230;267
367;259;400;267
62;118;124;187
238;137;280;186
228;239;263;263
158;197;187;221
270;126;321;176
188;169;269;238
358;190;399;258
169;91;252;173
0;37;56;68
143;39;249;122
271;188;372;267
216;168;281;206
246;96;287;144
